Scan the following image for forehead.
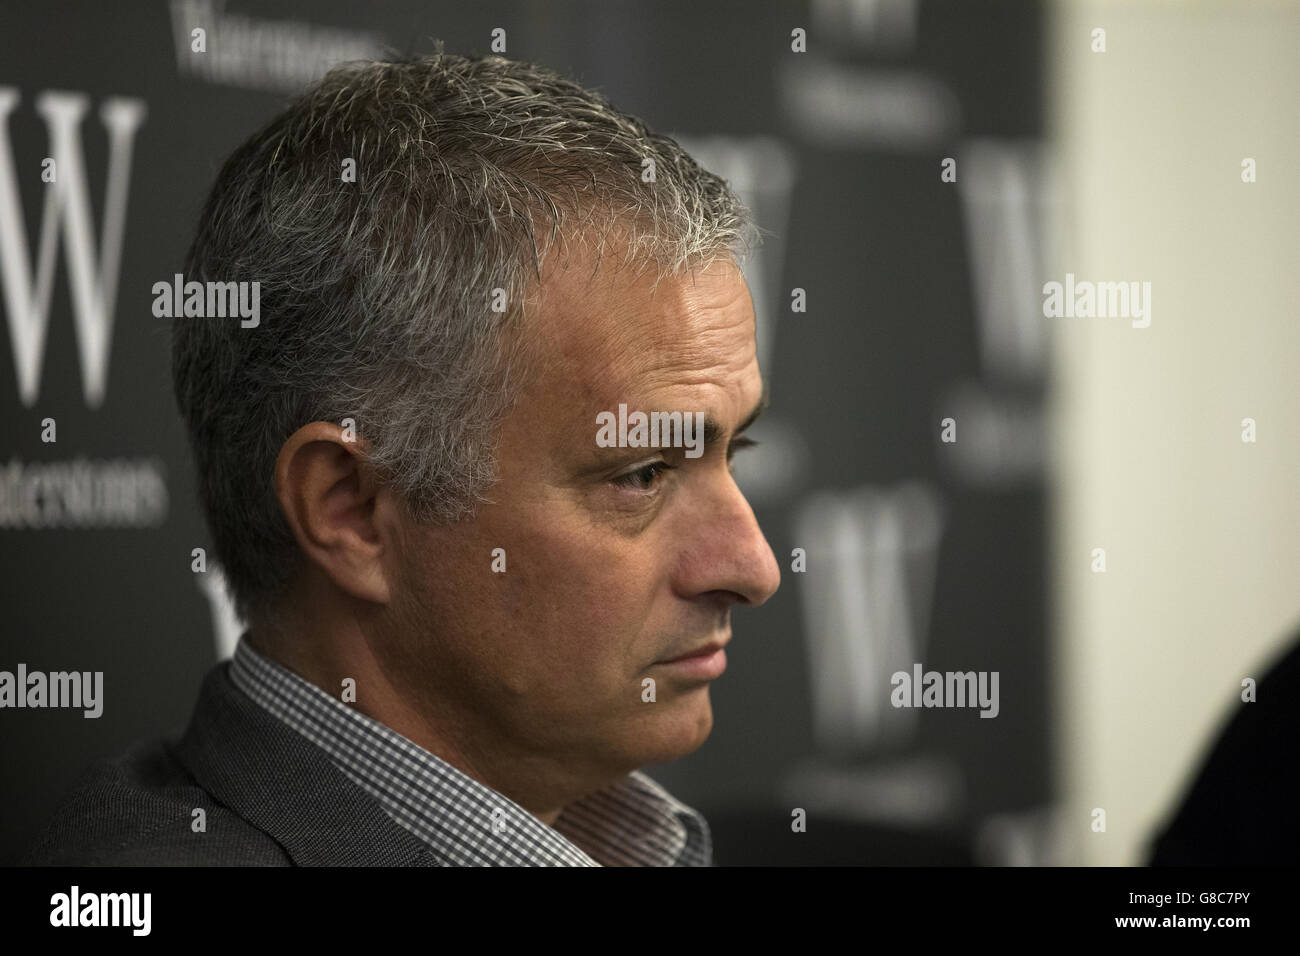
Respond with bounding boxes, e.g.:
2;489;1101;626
524;242;757;394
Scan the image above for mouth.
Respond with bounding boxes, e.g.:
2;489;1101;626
654;641;729;681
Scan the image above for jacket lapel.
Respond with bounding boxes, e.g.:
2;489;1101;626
173;662;448;866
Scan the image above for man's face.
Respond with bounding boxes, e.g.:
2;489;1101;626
387;242;781;798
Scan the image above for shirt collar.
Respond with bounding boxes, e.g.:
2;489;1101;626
228;635;710;866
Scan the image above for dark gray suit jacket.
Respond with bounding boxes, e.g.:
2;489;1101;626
24;662;447;866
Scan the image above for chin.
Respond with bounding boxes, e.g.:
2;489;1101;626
636;687;715;765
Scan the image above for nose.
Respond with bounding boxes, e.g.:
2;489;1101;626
675;472;781;607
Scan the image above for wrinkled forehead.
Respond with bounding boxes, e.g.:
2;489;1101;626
523;244;757;397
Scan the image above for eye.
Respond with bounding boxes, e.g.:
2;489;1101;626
611;461;675;492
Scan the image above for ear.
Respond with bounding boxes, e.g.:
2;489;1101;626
273;421;398;605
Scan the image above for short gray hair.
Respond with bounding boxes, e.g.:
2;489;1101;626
172;53;758;625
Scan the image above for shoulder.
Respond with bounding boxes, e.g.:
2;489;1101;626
1149;634;1300;864
23;735;291;866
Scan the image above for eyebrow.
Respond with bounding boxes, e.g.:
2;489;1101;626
700;382;770;448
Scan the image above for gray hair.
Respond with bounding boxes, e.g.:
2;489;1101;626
172;53;759;626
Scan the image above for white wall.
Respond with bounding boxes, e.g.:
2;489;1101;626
1048;0;1300;865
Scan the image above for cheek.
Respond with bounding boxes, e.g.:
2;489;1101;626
490;518;665;685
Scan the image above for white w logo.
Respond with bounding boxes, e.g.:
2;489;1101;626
0;88;147;408
794;481;946;752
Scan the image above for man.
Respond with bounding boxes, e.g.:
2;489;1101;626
25;53;780;866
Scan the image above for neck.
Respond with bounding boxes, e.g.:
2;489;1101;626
246;609;573;827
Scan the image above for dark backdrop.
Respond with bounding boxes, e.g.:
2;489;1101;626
0;0;1047;865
